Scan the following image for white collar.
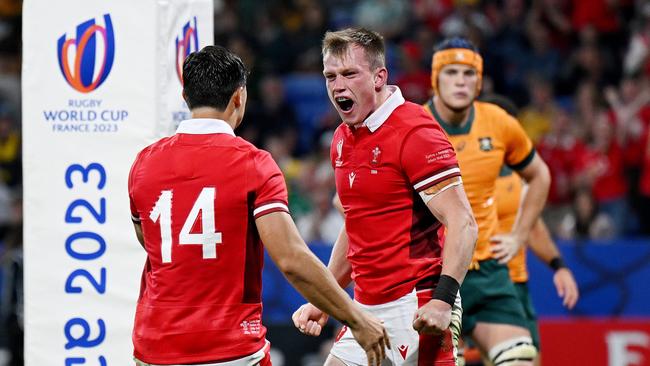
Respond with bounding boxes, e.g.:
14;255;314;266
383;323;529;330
176;118;235;136
362;85;405;133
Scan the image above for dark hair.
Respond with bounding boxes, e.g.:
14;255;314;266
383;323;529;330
182;45;248;110
322;28;385;70
434;37;479;53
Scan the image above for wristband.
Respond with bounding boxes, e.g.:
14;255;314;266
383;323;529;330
433;274;460;307
549;257;566;272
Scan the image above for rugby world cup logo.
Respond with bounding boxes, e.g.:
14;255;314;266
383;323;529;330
175;16;199;84
57;14;115;93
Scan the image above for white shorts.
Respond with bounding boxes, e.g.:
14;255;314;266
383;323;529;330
330;290;462;366
134;341;271;366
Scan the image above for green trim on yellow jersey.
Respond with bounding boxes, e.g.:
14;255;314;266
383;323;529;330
427;98;475;135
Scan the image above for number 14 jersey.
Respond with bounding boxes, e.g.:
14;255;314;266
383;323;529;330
128;119;289;365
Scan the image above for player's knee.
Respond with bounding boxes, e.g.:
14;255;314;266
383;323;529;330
488;336;537;366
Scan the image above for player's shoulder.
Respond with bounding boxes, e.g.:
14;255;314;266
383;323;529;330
391;101;440;132
474;101;519;126
134;135;175;161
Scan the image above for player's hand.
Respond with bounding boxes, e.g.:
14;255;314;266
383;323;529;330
553;268;579;309
413;299;451;335
292;303;329;336
348;310;391;366
490;233;523;264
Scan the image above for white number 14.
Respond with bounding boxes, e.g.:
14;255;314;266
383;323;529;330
149;187;222;263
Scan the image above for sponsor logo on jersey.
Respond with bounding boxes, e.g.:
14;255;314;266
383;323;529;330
175;16;199;84
398;344;409;360
57;14;115;93
479;137;493;151
349;172;356;188
336;139;344;167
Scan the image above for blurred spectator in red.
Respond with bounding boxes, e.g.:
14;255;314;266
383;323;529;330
518;75;557;143
538;107;587;233
394;41;431;104
605;75;650;234
574;111;629;236
570;0;620;34
412;0;455;33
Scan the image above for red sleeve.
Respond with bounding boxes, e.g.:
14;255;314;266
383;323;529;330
401;125;461;193
128;151;143;223
253;150;290;219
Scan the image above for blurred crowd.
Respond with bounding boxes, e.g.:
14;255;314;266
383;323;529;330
213;0;650;243
0;0;650;364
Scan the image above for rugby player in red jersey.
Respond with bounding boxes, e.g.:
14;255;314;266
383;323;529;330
292;28;477;365
128;45;389;366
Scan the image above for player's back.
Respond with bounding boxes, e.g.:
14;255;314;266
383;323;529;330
129;120;285;364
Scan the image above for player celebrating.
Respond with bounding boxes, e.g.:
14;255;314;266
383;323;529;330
423;38;551;366
128;45;389;366
293;28;478;365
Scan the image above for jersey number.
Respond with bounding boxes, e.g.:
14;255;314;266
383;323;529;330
149;187;222;263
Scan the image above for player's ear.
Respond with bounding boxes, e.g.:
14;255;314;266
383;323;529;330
232;87;243;108
374;67;388;90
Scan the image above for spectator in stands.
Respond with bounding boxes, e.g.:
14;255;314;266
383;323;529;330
537;107;587;235
518;75;557;144
575;111;629;236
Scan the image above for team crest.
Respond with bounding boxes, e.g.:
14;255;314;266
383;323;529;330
335;139;344;167
370;146;381;166
478;137;493;152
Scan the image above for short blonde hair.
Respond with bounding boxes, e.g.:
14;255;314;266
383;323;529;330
322;28;385;70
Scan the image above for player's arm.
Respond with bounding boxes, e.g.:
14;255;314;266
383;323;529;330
132;221;145;249
510;154;550;247
257;211;390;363
414;179;477;334
424;179;477;285
329;193;352;288
527;218;579;309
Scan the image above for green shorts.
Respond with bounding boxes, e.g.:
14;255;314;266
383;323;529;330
459;259;529;336
514;282;540;348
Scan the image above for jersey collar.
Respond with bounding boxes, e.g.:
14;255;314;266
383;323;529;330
427;98;475;135
176;118;236;136
362;85;405;133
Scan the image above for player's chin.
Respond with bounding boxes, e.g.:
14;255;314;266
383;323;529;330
447;98;473;111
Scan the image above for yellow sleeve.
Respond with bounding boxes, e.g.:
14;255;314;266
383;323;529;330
502;114;535;170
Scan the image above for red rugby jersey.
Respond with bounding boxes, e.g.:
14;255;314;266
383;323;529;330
128;119;288;364
332;87;460;305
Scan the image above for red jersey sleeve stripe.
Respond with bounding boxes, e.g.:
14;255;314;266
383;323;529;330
131;213;141;223
413;167;461;192
253;202;289;218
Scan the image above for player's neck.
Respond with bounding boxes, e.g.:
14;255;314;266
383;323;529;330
190;106;238;131
433;96;471;128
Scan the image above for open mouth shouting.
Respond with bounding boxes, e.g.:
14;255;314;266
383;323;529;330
336;96;354;113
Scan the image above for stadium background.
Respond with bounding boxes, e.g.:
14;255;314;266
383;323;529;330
2;0;650;365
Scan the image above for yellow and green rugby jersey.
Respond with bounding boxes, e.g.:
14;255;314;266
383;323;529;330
424;100;535;266
495;167;528;283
